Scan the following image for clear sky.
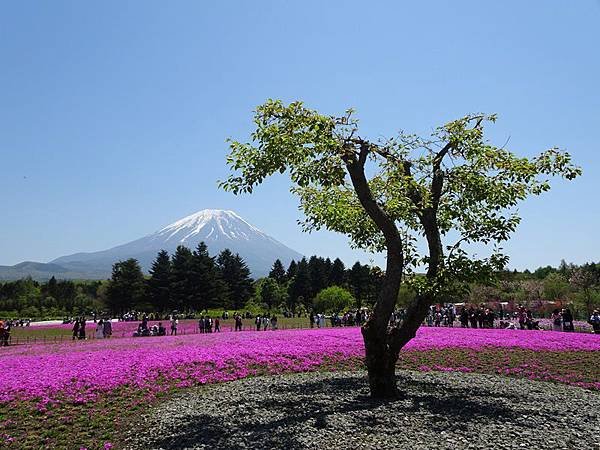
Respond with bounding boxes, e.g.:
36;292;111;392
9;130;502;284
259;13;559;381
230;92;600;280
1;1;599;270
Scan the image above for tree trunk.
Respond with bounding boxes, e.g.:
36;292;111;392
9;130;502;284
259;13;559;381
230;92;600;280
361;245;404;398
344;148;442;399
362;322;402;398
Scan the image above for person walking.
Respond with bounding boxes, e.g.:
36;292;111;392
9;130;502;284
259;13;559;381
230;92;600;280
588;310;600;334
562;308;574;332
1;321;9;346
103;319;112;338
459;308;469;328
469;307;478;329
551;309;562;332
255;316;261;331
78;318;86;340
214;317;221;332
72;319;80;341
95;319;104;339
170;316;178;336
0;321;5;347
517;306;527;330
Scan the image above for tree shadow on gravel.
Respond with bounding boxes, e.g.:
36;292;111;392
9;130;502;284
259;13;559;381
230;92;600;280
141;374;519;450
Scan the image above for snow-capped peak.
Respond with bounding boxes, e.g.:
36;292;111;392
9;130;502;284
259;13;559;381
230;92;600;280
48;208;303;278
155;209;267;243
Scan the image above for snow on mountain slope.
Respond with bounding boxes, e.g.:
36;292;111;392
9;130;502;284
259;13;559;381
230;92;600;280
152;209;280;245
49;209;303;278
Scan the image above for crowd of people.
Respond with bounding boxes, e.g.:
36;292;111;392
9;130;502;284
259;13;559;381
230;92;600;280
128;312;273;336
457;307;495;329
198;316;221;333
71;317;113;340
133;316;167;337
2;303;599;348
420;304;600;333
309;310;370;328
2;318;31;327
75;305;600;341
254;315;278;331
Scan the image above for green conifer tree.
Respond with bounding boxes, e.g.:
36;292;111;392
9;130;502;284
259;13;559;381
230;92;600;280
147;250;172;313
191;242;224;311
217;249;254;310
286;260;298;280
170;245;195;312
329;258;346;287
288;257;311;311
106;258;145;315
268;259;287;284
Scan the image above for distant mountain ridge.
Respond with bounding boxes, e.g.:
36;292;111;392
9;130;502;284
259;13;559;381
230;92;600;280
0;209;303;280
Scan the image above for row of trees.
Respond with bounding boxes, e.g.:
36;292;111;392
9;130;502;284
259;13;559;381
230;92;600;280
0;258;598;318
106;249;384;315
492;261;600;315
105;244;253;314
252;256;383;313
0;277;102;318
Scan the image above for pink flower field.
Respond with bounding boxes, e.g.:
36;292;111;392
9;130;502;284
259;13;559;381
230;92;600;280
1;327;599;408
1;326;599;448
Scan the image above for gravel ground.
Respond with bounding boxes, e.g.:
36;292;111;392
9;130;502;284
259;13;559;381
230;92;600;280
124;370;600;450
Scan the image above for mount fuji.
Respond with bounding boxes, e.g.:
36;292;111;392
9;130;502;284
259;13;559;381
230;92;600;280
0;210;303;280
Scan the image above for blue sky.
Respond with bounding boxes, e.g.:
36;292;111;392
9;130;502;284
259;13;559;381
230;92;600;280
1;1;598;270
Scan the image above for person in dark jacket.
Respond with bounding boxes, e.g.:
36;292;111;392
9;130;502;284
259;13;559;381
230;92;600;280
562;308;574;332
78;318;86;340
589;310;600;334
72;319;80;341
468;307;478;328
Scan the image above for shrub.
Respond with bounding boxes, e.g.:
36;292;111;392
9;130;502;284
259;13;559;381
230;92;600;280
313;286;355;313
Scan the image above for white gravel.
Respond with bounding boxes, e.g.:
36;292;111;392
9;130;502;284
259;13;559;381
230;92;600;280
124;370;600;450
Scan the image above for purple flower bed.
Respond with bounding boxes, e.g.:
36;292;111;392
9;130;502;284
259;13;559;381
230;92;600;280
0;327;598;408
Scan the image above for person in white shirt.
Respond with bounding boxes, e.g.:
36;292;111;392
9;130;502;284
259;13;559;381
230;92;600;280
95;319;104;339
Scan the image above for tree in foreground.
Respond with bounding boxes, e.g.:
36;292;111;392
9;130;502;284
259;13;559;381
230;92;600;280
220;100;581;398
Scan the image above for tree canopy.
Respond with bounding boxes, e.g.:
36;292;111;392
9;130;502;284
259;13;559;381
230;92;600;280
221;100;581;295
221;99;581;397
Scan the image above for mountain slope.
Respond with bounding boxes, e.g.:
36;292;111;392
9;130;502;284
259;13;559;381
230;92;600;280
40;209;301;279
